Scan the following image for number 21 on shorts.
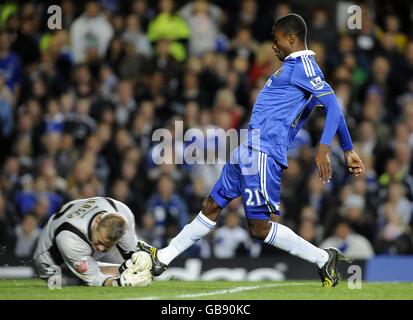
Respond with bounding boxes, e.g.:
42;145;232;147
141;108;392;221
245;188;262;206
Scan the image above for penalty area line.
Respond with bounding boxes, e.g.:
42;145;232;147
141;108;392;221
129;282;314;300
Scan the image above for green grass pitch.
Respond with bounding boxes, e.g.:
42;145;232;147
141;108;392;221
1;279;413;300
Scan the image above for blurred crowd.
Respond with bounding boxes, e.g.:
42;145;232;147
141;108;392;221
1;0;413;262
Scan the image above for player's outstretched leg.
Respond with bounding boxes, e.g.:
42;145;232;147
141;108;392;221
247;219;352;287
140;196;222;277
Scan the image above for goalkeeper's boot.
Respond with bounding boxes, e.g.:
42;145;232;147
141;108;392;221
137;241;168;277
318;247;353;288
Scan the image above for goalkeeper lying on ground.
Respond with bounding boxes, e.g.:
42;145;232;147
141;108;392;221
34;196;153;287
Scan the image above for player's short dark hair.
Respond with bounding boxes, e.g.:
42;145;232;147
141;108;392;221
272;13;307;42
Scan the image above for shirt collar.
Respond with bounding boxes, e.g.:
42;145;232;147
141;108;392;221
285;50;316;60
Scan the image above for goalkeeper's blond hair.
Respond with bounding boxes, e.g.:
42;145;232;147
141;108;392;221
98;213;127;242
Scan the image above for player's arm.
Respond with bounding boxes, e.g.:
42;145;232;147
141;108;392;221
297;94;353;151
311;96;364;178
55;232;114;286
291;58;364;181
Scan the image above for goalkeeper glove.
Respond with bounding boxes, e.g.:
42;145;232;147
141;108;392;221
118;252;153;275
113;269;152;287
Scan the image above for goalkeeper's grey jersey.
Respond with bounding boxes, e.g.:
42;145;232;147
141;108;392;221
34;197;139;286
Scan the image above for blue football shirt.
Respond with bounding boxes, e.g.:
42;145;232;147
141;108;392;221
0;52;22;91
247;50;352;167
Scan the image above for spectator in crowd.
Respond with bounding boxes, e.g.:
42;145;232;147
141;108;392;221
303;173;329;220
307;6;335;50
377;14;408;53
12;213;40;259
138;211;167;249
64;98;97;146
122;14;152;58
112;79;137;127
214;209;258;259
0;75;14;153
146;174;189;246
0;29;22;94
180;0;222;57
110;178;142;220
375;201;413;254
351;177;378;217
177;72;208;108
147;0;190;62
298;219;319;246
0;193;14;251
230;0;270;42
11;3;41;70
298;206;324;245
61;0;76;30
281;159;307;226
228;26;258;66
357;121;388;169
43;99;65;135
70;0;114;64
185;177;207;217
389;182;413;224
340;193;376;242
399;42;413;93
97;64;118;99
321;220;375;260
190;143;225;193
130;0;155;31
55;133;78;178
378;158;413;200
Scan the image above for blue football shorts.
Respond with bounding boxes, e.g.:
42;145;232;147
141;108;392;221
210;144;283;220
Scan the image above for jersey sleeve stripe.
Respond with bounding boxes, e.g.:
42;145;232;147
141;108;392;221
310;56;316;76
304;55;316;77
300;56;310;77
304;56;313;77
315;91;334;98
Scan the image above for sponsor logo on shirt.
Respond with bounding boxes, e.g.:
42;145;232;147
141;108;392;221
309;76;324;90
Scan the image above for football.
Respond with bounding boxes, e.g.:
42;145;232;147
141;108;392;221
130;251;153;273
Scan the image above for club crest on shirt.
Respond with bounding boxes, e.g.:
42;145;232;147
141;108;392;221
309;76;324;90
273;68;283;77
74;260;88;273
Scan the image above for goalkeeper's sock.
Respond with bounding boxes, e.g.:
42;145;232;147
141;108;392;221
157;211;216;265
264;221;329;268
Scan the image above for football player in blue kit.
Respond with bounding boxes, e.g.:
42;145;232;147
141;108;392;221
138;13;365;287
